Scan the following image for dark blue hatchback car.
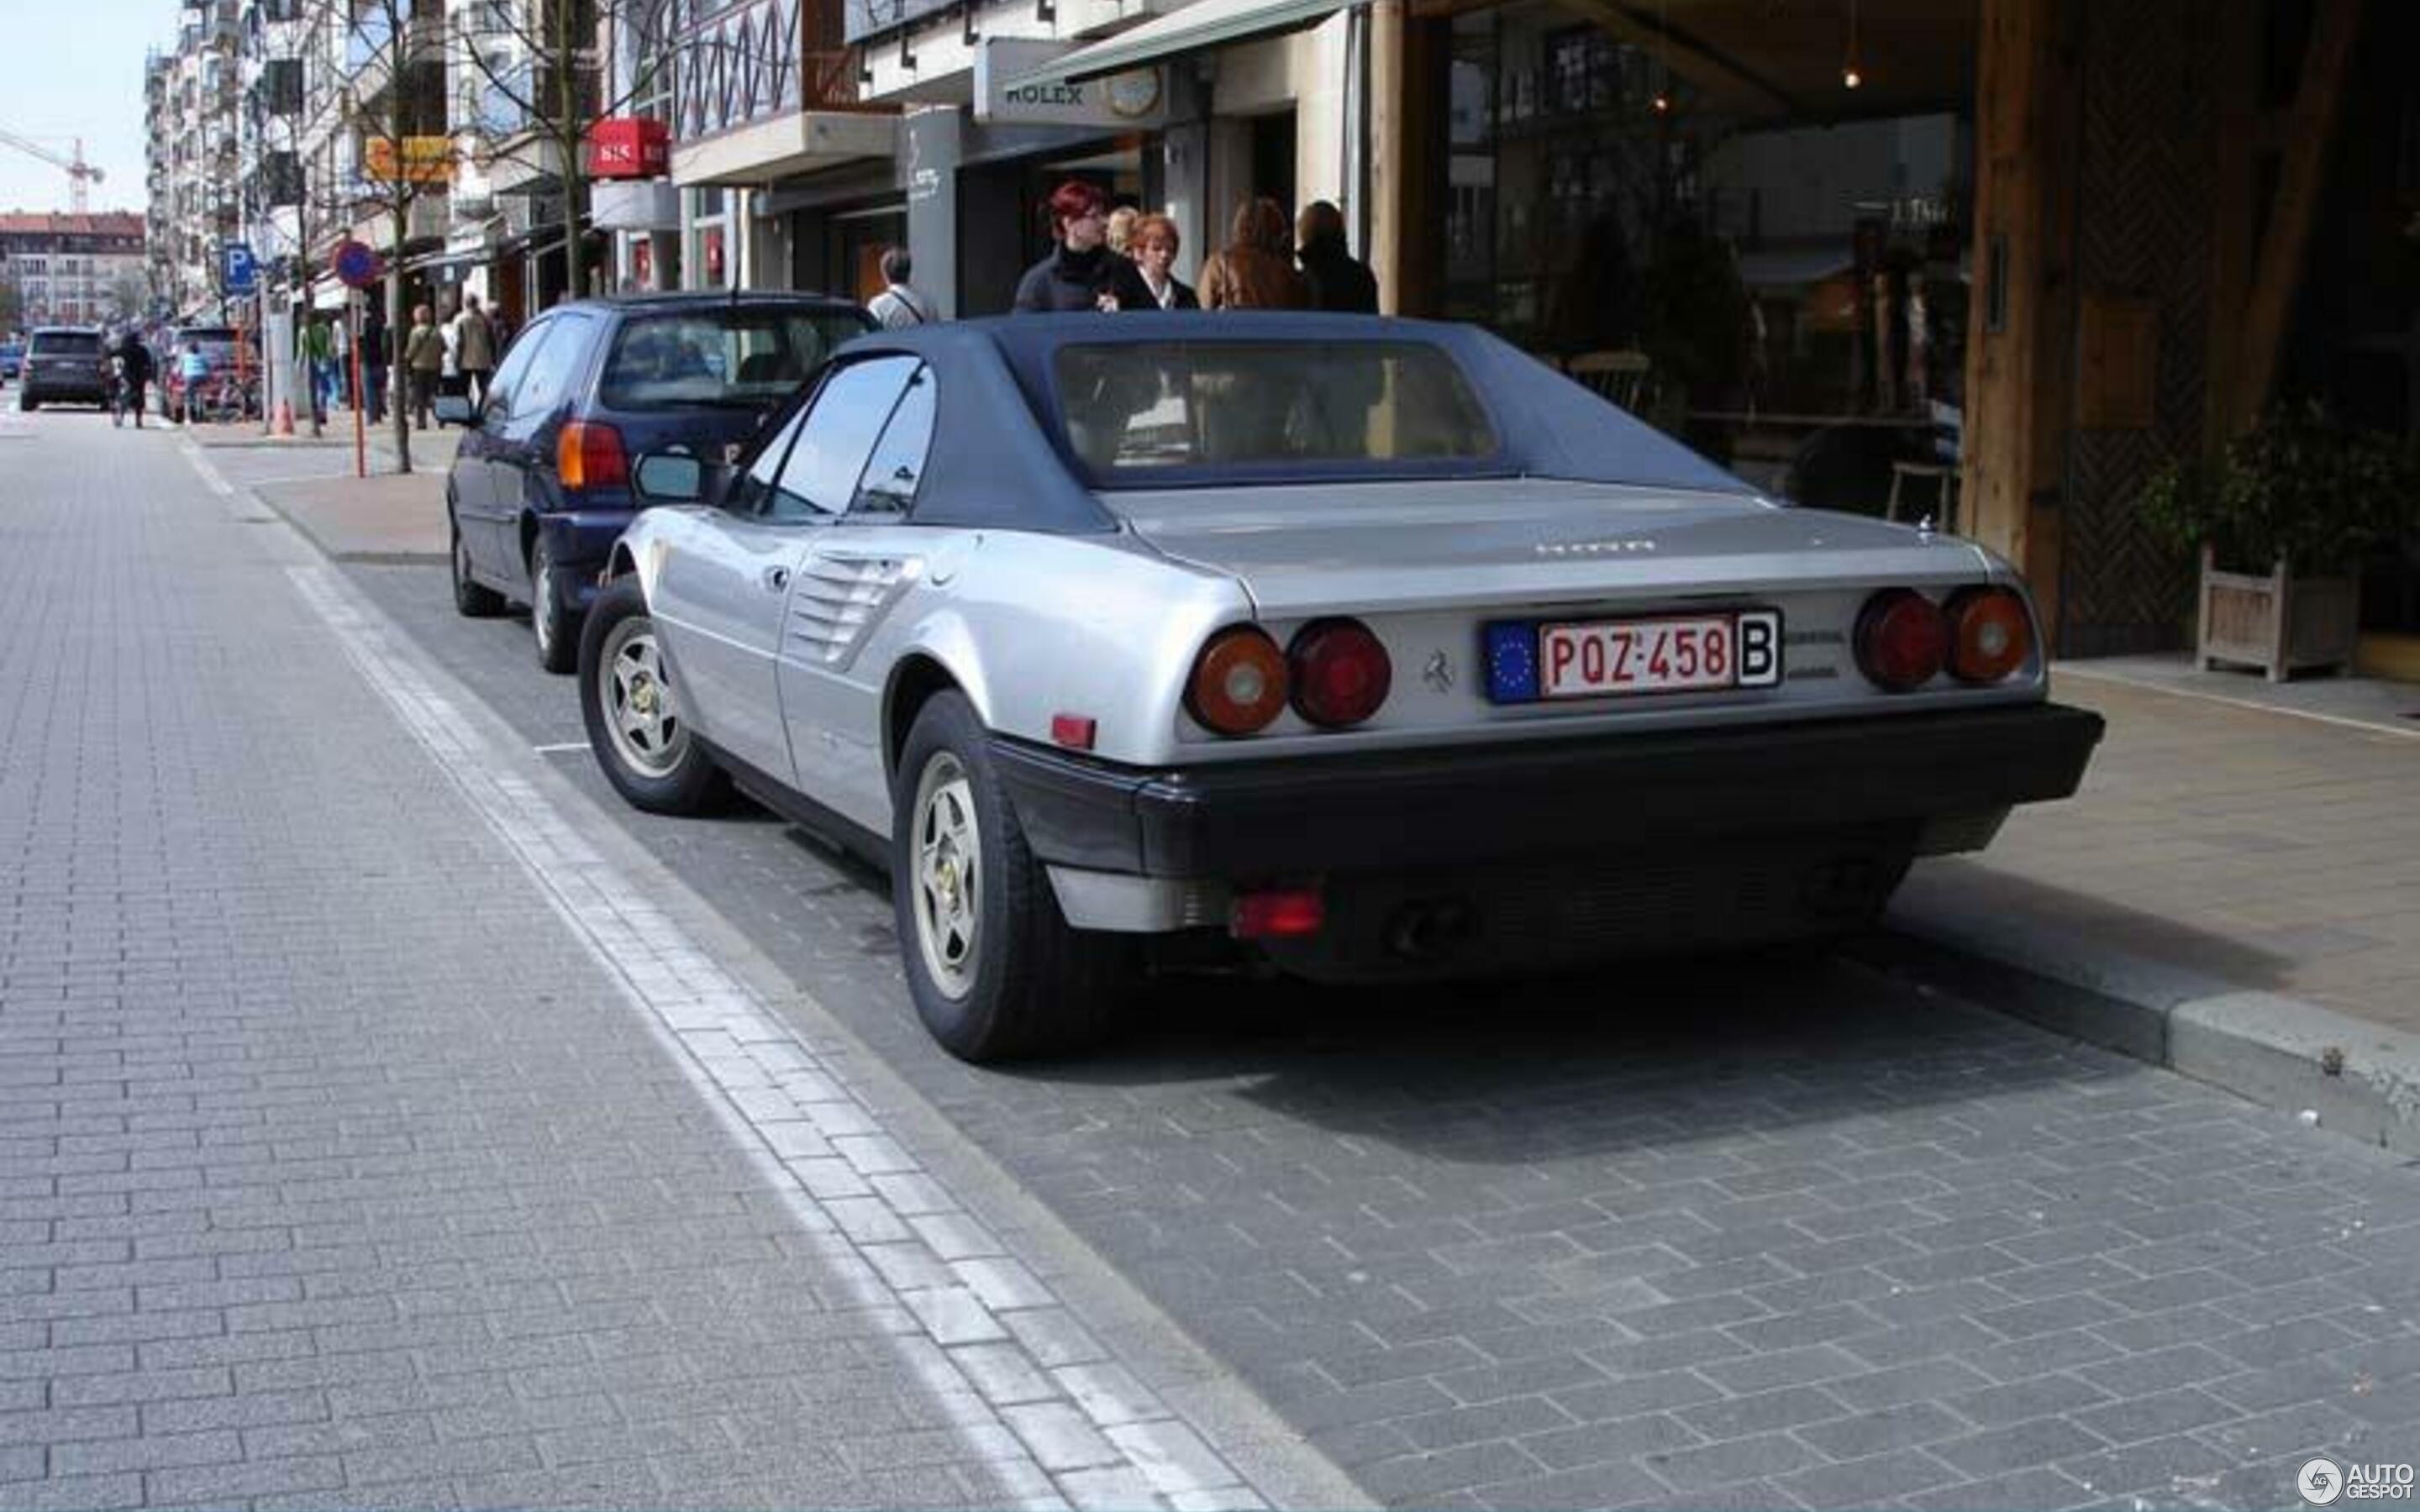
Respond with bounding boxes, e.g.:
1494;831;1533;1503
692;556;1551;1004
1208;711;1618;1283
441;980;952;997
443;291;873;670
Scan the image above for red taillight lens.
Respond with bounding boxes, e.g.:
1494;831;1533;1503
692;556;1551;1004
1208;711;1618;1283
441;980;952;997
1232;888;1325;938
1854;588;1948;692
558;422;629;491
1187;627;1288;736
1946;587;2033;684
1288;618;1392;729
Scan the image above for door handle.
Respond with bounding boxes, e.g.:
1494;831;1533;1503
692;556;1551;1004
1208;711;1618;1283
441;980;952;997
763;564;791;592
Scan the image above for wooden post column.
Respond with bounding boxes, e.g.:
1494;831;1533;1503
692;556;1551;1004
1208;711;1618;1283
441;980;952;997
1368;0;1444;317
1960;0;2081;643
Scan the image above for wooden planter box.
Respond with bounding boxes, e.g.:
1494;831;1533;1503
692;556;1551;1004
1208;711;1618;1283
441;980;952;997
2196;544;2360;681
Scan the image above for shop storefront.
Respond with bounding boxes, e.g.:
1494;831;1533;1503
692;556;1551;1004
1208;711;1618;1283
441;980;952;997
1420;0;1975;501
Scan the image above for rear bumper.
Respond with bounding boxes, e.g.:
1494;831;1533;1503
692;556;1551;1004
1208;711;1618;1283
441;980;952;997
993;701;2104;882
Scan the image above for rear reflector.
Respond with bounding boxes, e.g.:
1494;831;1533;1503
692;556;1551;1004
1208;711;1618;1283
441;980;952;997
1050;713;1097;750
1232;889;1324;938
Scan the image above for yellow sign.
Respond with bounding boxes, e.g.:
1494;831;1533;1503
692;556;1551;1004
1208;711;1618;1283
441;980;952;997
364;136;456;184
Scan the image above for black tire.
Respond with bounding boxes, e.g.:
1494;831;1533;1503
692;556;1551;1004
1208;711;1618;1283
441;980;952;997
450;510;506;617
529;535;578;674
577;576;727;815
17;396;34;412
892;691;1128;1063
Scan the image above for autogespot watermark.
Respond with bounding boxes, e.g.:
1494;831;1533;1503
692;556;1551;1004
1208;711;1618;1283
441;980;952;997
2302;1458;2417;1504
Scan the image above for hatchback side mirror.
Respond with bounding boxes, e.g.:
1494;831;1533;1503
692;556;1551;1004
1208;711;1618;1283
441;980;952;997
634;452;705;504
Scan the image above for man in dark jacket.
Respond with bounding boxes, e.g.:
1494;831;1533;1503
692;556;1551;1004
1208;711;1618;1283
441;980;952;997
1296;200;1379;314
1013;181;1155;313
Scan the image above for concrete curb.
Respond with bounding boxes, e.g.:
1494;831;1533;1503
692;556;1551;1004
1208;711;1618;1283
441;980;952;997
1850;897;2420;1157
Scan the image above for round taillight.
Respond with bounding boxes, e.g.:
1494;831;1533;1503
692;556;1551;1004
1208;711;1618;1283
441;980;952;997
1187;626;1289;736
1855;588;1948;692
1288;619;1392;729
1947;587;2032;684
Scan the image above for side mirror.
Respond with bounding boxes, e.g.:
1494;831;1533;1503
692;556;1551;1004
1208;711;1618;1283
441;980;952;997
634;452;706;504
434;393;476;428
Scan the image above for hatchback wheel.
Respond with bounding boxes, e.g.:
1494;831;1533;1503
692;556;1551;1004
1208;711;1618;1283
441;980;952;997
892;691;1127;1063
578;577;726;815
529;536;578;674
450;512;505;617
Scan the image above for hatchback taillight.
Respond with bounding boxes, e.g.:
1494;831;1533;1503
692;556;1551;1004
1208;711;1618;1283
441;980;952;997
558;421;629;491
1854;589;1948;692
1288;618;1392;729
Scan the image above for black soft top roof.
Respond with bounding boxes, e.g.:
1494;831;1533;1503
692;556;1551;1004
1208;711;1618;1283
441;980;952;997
830;312;1752;533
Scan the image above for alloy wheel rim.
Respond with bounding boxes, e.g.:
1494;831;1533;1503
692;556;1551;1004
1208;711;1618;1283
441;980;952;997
533;551;557;654
911;753;981;1000
600;617;686;779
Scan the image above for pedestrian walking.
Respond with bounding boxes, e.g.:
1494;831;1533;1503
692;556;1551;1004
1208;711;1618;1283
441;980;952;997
1198;197;1311;311
404;304;445;429
1129;214;1198;310
866;248;939;328
1013;181;1155;314
113;331;154;428
297;314;332;432
454;293;497;407
360;302;390;423
1296;199;1380;313
438;297;465;406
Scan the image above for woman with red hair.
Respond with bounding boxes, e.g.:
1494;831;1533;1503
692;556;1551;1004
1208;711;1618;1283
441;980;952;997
1013;181;1156;313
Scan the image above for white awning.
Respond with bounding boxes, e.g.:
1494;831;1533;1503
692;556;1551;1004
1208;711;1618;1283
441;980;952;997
1002;0;1358;91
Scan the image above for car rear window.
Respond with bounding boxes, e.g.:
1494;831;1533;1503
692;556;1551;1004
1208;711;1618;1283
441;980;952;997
31;332;100;356
598;307;869;411
1051;340;1501;476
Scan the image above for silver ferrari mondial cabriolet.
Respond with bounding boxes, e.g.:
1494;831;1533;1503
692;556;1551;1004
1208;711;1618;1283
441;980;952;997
578;313;2102;1062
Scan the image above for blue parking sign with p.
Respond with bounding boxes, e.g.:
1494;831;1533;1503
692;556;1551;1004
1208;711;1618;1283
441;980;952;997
223;243;257;294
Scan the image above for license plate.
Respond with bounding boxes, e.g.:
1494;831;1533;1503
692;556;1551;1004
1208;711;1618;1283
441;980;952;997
1486;610;1782;702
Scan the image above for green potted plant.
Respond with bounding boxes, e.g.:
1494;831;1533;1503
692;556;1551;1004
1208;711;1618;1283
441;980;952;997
2136;403;2417;680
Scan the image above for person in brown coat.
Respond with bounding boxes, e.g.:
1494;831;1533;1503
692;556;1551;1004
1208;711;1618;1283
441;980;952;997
1198;197;1311;311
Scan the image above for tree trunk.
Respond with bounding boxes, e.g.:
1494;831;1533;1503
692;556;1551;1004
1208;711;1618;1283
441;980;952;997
387;271;408;472
391;205;413;474
558;0;584;303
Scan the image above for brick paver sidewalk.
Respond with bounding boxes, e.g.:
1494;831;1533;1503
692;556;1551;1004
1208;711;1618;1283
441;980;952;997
0;421;1065;1508
1898;665;2420;1035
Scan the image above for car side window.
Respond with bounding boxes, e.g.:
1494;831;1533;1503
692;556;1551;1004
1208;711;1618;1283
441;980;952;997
765;356;918;523
725;402;812;518
508;314;591;423
850;364;935;517
481;320;551;421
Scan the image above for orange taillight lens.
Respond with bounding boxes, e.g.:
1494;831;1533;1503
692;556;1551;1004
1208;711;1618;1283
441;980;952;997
1947;586;2033;684
1187;626;1288;737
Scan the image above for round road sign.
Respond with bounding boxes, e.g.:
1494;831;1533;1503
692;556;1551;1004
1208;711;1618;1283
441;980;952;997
330;239;384;289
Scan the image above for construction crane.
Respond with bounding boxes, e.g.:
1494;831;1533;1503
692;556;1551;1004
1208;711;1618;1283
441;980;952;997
0;129;106;213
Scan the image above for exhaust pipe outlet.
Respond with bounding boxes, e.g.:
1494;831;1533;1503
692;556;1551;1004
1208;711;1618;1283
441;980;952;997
1386;899;1477;961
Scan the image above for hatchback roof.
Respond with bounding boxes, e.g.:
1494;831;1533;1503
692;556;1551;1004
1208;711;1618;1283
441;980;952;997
553;290;866;316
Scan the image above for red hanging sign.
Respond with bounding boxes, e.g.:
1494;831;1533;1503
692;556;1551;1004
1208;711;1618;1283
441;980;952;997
587;118;671;180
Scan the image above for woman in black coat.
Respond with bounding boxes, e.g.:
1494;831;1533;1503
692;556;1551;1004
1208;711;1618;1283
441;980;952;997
1129;213;1200;310
1013;181;1155;313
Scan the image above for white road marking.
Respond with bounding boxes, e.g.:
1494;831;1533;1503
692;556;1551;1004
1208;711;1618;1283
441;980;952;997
282;561;1262;1512
531;742;589;753
180;443;238;496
